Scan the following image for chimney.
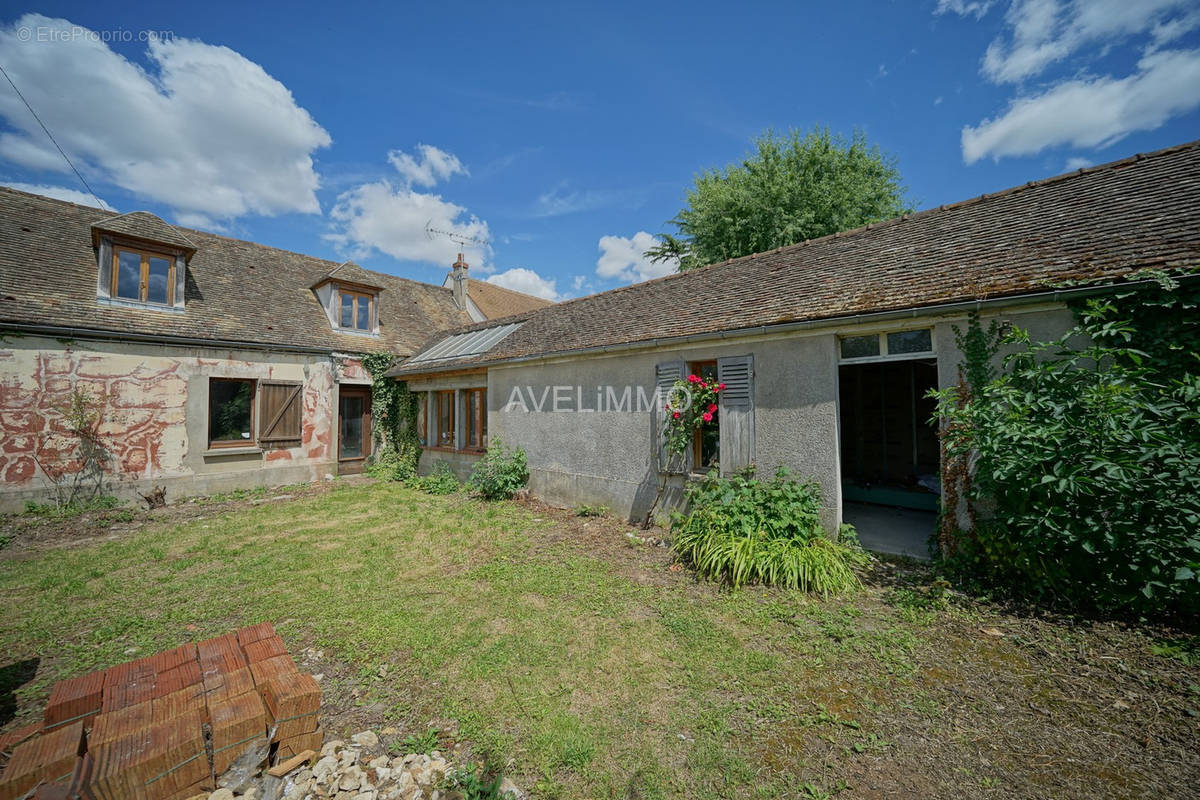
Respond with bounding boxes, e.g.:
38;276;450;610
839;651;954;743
451;252;469;311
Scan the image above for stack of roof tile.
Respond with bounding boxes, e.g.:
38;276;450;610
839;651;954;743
0;622;323;800
43;672;104;734
261;672;322;760
86;709;209;800
0;722;84;800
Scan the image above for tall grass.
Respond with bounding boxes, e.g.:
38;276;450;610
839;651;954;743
671;467;867;595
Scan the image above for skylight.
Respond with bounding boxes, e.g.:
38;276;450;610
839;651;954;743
406;322;522;364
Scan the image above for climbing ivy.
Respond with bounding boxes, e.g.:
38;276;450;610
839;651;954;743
931;272;1200;617
360;353;421;477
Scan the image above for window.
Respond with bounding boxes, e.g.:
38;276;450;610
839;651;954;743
839;328;933;362
465;388;487;450
435;390;455;448
209;379;255;447
416;394;427;446
339;289;374;332
112;245;175;305
689;361;720;473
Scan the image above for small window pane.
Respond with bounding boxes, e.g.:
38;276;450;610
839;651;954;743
356;296;370;330
116;250;141;299
339;395;364;458
840;335;880;359
209;380;253;443
887;329;933;355
340;293;354;327
146;256;171;304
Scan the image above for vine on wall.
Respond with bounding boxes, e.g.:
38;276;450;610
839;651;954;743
935;312;1001;556
361;353;421;475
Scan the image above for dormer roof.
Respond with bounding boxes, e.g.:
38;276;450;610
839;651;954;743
310;260;385;292
90;211;198;258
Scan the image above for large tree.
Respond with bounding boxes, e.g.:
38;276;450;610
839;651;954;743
647;127;912;270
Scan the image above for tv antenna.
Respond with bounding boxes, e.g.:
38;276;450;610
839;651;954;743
424;220;489;250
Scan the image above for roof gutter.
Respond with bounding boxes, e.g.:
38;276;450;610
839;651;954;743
391;278;1176;377
0;321;341;356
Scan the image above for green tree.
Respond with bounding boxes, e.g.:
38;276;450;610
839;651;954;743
647;127;911;270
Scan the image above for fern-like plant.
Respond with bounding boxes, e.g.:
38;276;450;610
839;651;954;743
670;467;867;595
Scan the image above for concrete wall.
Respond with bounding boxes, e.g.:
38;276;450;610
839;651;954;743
481;303;1079;530
0;335;370;511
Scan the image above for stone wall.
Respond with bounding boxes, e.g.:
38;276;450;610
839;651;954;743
0;335;368;511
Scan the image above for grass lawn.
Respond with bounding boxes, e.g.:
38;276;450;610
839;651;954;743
2;480;1198;799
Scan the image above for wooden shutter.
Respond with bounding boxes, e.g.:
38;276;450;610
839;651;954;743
258;382;303;447
718;354;754;474
655;359;687;473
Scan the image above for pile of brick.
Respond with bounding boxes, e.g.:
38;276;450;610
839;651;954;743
0;623;321;800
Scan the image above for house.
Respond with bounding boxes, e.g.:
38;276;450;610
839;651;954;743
391;140;1200;551
0;187;550;510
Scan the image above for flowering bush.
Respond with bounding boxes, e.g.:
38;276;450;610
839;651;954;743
662;374;725;467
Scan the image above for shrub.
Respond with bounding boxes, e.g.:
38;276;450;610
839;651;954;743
366;442;420;483
670;466;867;594
467;438;529;501
933;275;1200;618
410;461;460;495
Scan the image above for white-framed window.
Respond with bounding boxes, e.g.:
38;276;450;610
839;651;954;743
839;328;934;363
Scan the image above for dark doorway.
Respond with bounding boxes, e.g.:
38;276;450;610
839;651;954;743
839;357;940;506
338;386;372;474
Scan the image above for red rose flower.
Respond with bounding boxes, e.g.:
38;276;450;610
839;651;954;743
672;411;682;419
687;374;699;383
707;403;718;412
702;412;713;422
718;382;726;390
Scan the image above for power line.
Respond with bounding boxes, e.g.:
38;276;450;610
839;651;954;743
0;62;105;208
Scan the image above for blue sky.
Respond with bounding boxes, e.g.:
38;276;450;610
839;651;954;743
0;1;1198;300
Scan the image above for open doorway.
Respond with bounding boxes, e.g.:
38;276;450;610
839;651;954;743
838;357;939;558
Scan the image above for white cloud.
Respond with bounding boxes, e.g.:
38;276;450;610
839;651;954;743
596;232;678;284
981;0;1199;84
0;14;330;225
961;47;1200;163
936;0;995;19
386;145;466;188
2;181;113;210
487;268;559;301
326;145;490;269
1065;156;1093;169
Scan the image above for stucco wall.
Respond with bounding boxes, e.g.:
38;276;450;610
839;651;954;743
482;303;1079;530
0;335;367;511
487;334;843;528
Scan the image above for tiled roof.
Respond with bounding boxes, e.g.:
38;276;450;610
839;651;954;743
0;187;472;355
311;260;384;290
467;279;553;319
392;139;1200;376
91;211;198;255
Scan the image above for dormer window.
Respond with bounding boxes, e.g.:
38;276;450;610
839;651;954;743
112;244;176;306
310;262;382;336
339;288;374;331
91;211;195;312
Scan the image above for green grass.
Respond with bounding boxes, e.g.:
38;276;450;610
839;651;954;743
1;481;1195;799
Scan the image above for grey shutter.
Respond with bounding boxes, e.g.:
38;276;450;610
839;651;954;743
655;359;687;473
173;255;186;309
96;238;113;299
718;354;754;475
